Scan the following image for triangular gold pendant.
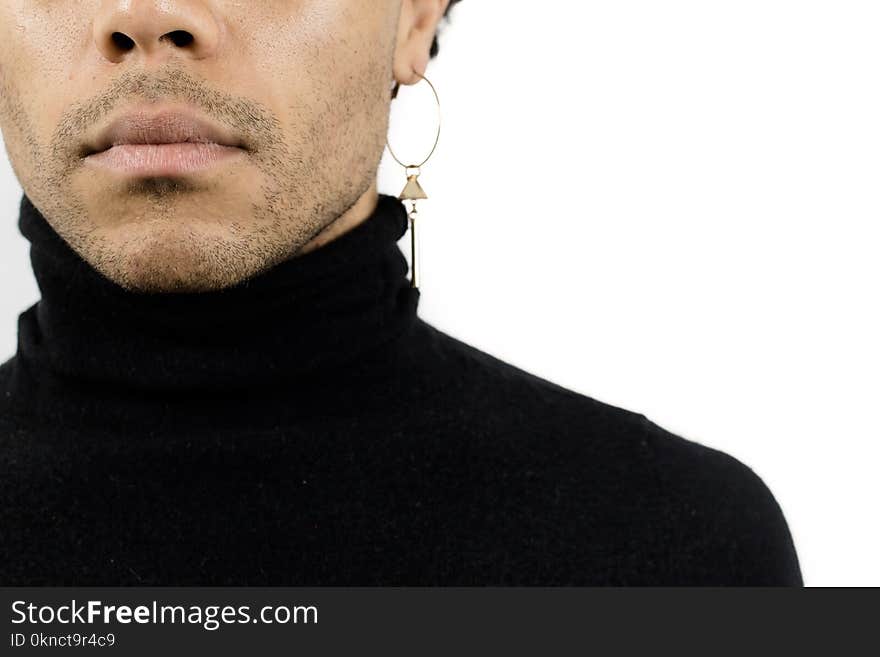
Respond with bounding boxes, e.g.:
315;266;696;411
399;174;428;200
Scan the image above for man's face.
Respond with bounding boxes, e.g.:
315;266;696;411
0;1;403;292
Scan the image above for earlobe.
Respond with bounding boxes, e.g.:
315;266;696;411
392;49;429;91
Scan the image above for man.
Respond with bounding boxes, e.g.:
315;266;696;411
0;1;801;585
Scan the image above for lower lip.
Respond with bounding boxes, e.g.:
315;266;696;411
84;142;245;176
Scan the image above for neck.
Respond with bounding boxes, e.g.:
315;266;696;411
5;190;421;432
299;181;380;255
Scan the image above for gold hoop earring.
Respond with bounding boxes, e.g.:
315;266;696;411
386;71;441;290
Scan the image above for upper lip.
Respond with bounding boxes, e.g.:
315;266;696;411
84;107;246;155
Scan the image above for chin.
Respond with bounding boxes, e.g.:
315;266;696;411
91;221;254;294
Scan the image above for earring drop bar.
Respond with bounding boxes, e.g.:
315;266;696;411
408;202;420;289
399;165;427;289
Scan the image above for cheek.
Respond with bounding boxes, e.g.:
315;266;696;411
234;3;392;123
0;6;90;149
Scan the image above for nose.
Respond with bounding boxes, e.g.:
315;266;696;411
93;0;221;64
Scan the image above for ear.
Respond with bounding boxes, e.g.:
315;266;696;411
392;0;452;86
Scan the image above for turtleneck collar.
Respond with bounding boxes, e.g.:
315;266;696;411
8;192;420;412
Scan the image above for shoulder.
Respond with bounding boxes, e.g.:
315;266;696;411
632;414;803;585
421;323;803;585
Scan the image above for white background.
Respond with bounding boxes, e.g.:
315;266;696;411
1;1;878;586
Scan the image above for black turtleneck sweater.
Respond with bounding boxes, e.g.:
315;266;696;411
0;193;802;586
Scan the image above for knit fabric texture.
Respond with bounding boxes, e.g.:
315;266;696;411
0;193;803;585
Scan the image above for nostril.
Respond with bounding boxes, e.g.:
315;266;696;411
164;30;195;48
110;32;135;51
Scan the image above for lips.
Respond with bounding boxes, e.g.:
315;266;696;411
82;108;247;177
